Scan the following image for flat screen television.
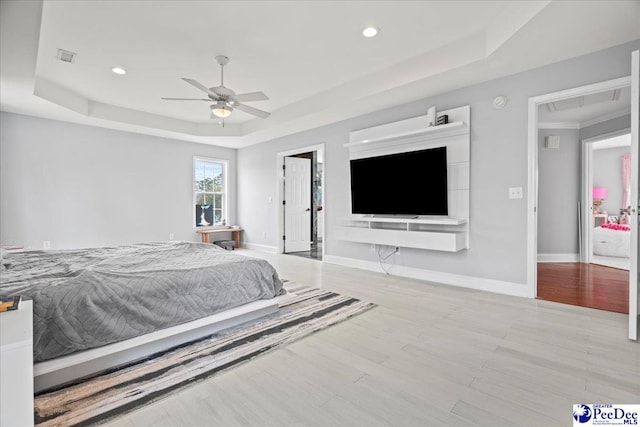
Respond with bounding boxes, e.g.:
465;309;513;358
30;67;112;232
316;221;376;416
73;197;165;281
350;146;448;216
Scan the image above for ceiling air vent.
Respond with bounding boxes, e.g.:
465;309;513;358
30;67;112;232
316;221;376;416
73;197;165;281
57;49;77;64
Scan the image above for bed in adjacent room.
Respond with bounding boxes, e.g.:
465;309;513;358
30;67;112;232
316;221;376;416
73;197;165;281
592;223;630;259
0;241;285;390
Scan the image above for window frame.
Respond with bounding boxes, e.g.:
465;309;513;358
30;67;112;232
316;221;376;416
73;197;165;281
193;156;228;229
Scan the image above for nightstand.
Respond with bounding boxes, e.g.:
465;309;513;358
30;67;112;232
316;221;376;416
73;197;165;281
1;299;34;427
593;213;608;227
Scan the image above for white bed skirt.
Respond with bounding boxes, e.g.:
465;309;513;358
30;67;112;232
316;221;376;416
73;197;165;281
33;296;290;393
592;227;630;258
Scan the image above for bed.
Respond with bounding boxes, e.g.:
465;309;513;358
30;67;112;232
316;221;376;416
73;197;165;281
0;241;285;390
592;224;630;258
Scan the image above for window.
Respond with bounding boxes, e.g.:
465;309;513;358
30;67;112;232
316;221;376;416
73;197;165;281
194;157;227;227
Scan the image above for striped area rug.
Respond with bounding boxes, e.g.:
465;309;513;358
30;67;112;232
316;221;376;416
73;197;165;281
34;284;376;426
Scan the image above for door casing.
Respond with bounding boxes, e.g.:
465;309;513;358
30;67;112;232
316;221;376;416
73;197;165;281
526;76;631;299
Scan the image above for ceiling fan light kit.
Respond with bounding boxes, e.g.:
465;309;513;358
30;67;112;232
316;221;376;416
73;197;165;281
211;102;232;118
161;55;270;120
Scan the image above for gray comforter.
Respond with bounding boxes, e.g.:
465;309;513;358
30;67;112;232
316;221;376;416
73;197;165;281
0;241;284;362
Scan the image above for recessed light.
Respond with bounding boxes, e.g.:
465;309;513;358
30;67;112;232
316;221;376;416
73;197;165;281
111;66;127;75
362;26;379;38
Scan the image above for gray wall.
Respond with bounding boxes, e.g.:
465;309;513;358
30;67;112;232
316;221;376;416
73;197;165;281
594;146;630;215
0;112;237;250
537;129;580;254
238;39;639;286
580;114;631;141
579;114;631;223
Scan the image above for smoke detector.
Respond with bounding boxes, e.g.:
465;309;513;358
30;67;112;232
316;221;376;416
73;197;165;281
492;96;507;109
57;49;77;64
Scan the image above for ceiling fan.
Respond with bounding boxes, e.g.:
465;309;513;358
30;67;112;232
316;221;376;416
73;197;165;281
162;55;270;120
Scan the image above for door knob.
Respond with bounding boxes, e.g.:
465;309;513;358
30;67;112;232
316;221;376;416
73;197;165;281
305;208;311;212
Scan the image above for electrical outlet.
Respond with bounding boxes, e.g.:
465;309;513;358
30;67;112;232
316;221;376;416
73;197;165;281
43;241;51;249
169;233;174;240
395;246;400;254
370;244;376;251
508;187;523;199
268;196;272;204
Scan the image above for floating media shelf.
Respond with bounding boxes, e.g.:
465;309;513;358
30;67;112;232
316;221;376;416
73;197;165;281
344;216;467;226
337;216;467;252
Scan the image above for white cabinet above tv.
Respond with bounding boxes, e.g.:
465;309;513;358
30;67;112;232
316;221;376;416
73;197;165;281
340;105;470;252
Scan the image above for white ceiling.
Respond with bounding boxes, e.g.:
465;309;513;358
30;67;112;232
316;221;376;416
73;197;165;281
1;1;639;148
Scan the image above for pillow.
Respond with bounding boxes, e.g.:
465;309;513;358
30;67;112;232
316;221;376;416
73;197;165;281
602;223;630;231
607;215;619;224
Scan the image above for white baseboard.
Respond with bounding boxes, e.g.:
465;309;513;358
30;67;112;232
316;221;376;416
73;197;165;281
244;242;278;254
592;255;630;271
324;255;528;298
537;253;580;263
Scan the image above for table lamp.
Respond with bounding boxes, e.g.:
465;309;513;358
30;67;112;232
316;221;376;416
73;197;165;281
592;187;607;213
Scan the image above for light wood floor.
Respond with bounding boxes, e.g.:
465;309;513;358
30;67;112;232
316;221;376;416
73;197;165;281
105;250;640;427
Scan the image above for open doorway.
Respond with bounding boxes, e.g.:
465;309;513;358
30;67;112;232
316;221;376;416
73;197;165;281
276;144;325;261
534;80;631;314
584;132;632;271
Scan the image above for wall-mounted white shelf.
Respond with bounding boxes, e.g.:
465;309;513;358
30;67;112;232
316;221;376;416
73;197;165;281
336;217;468;252
341;105;471;253
345;216;467;226
345;120;467;147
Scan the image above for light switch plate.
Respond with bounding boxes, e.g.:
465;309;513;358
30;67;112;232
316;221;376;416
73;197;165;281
509;187;523;199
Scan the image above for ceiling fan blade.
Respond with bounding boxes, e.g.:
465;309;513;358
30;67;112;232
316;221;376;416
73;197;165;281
181;78;219;99
234;102;270;119
161;97;211;101
231;91;269;102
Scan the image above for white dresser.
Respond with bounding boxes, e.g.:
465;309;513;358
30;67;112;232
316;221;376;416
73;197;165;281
0;299;34;427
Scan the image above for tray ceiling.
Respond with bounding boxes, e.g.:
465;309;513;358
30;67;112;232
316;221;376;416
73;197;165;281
1;1;639;147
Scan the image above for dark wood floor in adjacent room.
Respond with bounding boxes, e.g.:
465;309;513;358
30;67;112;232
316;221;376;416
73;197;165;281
537;263;629;314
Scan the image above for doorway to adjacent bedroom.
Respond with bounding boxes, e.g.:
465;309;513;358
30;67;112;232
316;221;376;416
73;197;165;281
534;80;631;315
584;132;632;271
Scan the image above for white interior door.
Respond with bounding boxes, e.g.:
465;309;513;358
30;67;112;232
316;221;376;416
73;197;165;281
284;156;311;253
629;50;639;341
